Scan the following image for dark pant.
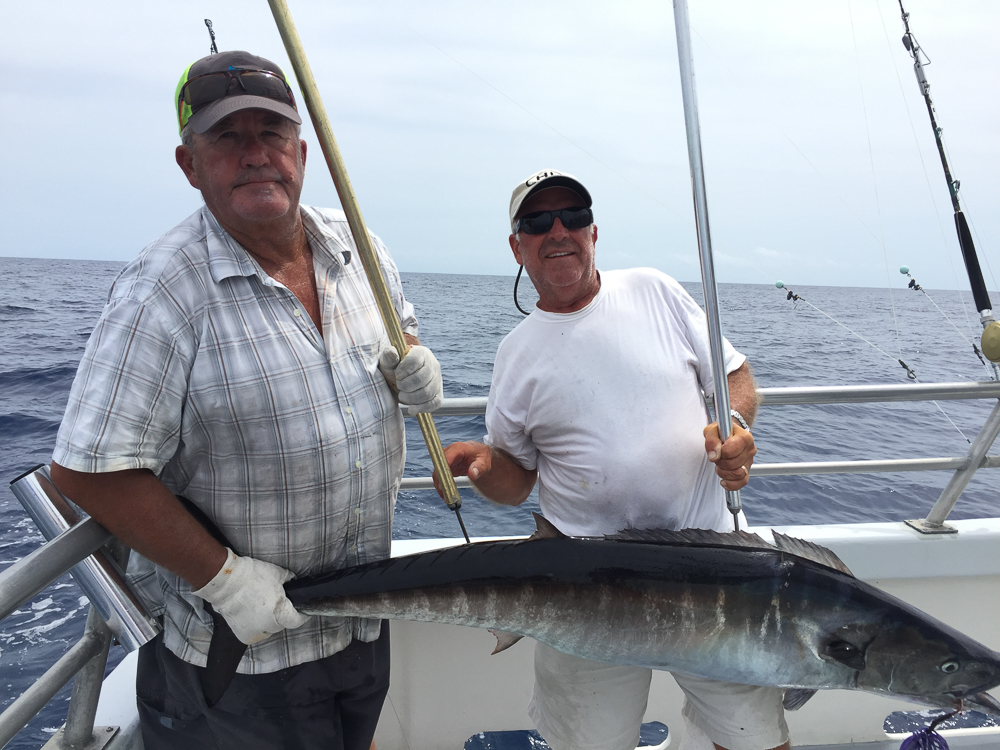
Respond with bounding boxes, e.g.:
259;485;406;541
137;624;390;750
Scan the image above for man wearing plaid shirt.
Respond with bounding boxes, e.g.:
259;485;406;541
49;51;439;750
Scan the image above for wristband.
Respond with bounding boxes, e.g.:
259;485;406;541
730;409;750;432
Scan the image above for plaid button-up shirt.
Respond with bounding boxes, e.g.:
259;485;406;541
53;205;416;673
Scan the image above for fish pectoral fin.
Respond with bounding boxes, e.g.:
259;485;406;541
782;688;818;711
822;640;867;672
489;629;525;655
771;531;854;576
528;513;566;541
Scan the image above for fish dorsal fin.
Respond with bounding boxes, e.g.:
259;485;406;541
529;512;566;541
609;527;775;550
772;531;854;576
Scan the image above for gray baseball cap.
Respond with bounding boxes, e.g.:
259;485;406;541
509;169;592;231
176;50;302;134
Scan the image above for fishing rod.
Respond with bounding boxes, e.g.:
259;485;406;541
896;0;1000;378
672;0;743;531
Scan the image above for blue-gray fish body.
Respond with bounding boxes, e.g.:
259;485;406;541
285;516;1000;714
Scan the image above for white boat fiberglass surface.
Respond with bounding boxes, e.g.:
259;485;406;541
3;1;1000;749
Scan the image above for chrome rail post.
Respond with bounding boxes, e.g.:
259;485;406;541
61;608;113;749
0;518;112;622
0;622;106;748
9;466;160;651
908;399;1000;533
672;0;742;529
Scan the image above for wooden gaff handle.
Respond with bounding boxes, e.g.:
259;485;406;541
267;0;462;511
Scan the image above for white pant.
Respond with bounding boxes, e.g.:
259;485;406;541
528;642;789;750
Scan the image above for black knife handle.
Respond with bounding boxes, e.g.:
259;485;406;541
175;495;249;707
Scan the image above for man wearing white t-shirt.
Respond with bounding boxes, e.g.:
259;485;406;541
437;170;789;750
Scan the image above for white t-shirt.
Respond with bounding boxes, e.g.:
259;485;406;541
484;268;747;536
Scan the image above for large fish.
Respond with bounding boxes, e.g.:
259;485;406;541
286;514;1000;715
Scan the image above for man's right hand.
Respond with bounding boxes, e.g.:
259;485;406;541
435;441;537;507
193;548;310;645
443;441;494;484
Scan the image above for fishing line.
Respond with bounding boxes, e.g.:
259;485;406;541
384;694;414;750
688;27;889;253
901;268;994;378
848;0;905;362
929;400;971;443
778;285;904;368
777;283;971;442
371;1;689;225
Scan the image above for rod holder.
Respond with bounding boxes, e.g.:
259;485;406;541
9;466;160;652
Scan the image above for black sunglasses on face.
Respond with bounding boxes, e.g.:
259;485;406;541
181;69;296;112
515;207;594;235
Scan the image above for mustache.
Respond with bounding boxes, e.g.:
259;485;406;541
234;170;284;187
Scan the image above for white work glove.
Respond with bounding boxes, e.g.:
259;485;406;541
193;548;310;646
378;344;444;413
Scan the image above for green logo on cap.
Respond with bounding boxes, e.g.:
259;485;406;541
175;62;195;134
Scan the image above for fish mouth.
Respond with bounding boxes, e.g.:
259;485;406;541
959;691;1000;718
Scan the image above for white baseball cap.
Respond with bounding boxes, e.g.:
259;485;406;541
509;169;592;231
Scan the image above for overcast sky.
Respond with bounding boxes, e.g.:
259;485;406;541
2;1;998;290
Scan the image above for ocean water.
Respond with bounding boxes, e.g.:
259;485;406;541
1;256;998;747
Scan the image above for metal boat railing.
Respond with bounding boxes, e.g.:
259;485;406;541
2;379;999;748
402;381;1000;494
0;467;159;749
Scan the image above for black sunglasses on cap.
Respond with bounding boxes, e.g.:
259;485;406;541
514;207;594;235
180;69;295;116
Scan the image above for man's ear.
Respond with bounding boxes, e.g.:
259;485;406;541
300;139;307;167
175;145;200;189
509;233;523;265
591;224;598;244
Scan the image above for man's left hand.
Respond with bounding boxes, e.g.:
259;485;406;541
379;345;444;413
703;421;756;491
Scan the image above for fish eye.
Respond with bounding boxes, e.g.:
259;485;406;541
940;660;960;674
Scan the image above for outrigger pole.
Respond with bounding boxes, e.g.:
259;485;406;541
266;0;471;544
672;0;743;531
897;0;1000;373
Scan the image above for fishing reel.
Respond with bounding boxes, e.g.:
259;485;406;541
981;321;1000;363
